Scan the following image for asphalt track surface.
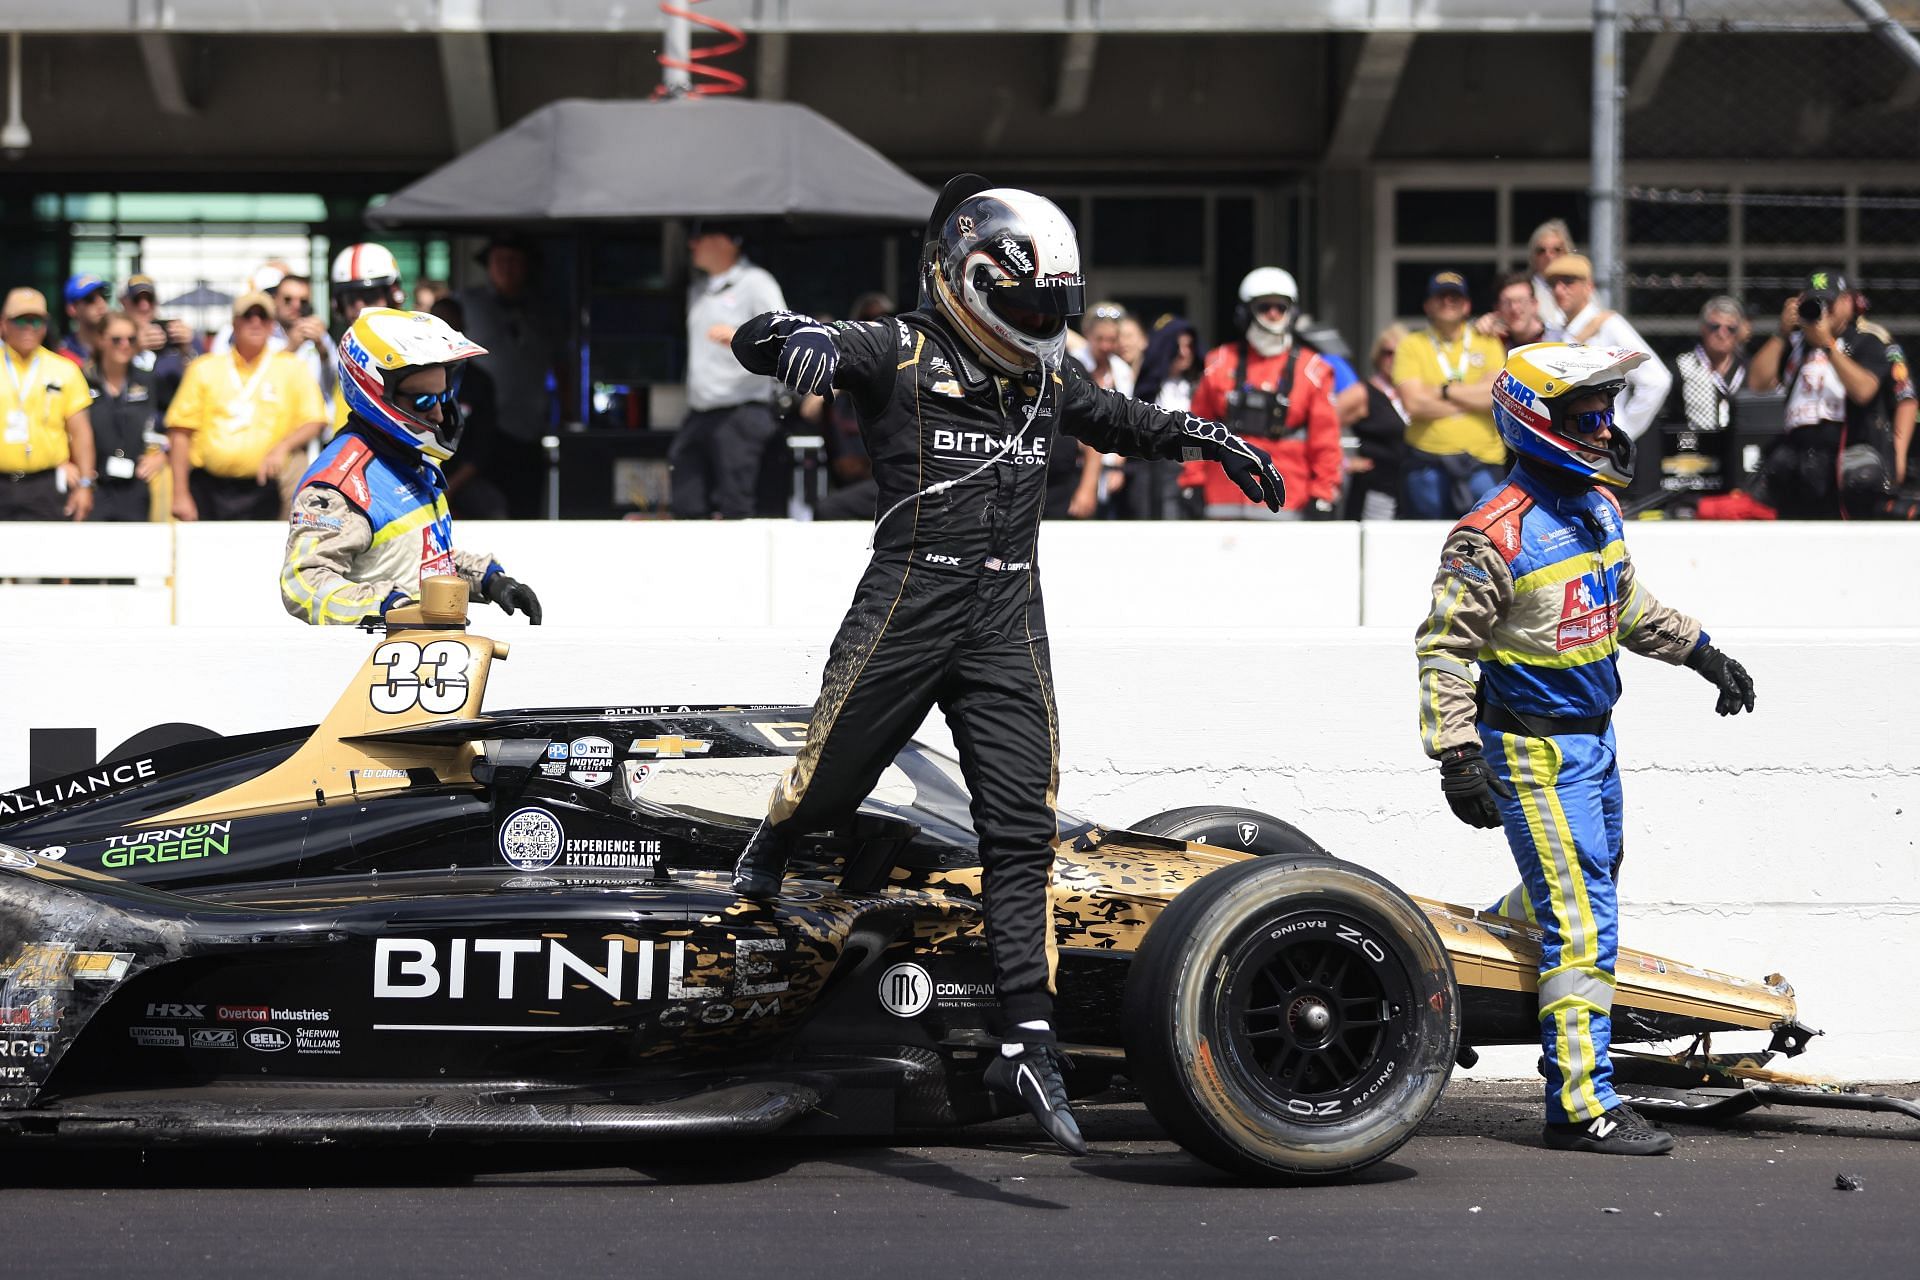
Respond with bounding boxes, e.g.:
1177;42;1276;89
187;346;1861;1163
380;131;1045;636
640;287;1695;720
3;1080;1914;1278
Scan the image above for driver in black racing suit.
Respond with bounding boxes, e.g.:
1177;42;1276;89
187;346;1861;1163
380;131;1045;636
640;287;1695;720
727;178;1285;1156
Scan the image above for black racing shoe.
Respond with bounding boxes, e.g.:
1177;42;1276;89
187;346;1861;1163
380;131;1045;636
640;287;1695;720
1543;1104;1675;1156
729;820;793;902
984;1042;1089;1156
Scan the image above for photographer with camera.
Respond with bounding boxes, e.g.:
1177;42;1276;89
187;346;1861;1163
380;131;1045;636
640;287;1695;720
1742;270;1912;519
270;272;337;405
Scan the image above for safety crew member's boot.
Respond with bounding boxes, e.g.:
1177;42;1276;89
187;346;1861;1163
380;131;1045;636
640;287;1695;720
1543;1103;1675;1156
729;819;793;902
984;1038;1090;1156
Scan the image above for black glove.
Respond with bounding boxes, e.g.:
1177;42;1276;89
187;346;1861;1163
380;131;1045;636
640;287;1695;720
1182;418;1285;511
774;324;837;398
484;573;543;625
1438;745;1513;829
1303;497;1337;520
1686;643;1755;716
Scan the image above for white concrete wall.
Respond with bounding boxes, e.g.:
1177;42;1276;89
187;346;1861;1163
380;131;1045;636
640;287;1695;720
14;520;1920;630
0;624;1914;1079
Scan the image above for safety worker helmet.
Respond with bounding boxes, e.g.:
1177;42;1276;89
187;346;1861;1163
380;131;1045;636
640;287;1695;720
331;243;405;319
338;308;485;462
1491;342;1648;488
927;187;1085;377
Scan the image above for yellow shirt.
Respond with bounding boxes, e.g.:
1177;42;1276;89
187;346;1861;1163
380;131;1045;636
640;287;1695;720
166;349;326;478
0;346;92;473
1392;327;1507;465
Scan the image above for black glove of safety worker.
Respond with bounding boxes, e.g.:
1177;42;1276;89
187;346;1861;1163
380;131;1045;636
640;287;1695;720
1182;417;1285;511
1438;745;1513;830
485;573;544;625
1686;643;1755;716
775;324;838;398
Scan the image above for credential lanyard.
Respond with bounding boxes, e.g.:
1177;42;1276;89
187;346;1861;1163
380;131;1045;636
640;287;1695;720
1429;330;1467;384
4;352;44;458
226;351;273;415
3;352;43;412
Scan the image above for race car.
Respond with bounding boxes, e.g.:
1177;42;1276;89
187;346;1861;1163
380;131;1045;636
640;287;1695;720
0;579;1876;1180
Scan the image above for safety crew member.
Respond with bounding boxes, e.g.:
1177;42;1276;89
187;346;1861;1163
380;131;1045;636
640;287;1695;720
724;176;1285;1157
1414;341;1756;1156
0;287;96;522
1178;266;1344;518
280;308;542;626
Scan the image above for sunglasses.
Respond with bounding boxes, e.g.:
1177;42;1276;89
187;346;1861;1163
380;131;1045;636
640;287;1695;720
1565;406;1615;436
7;315;47;328
1703;321;1739;334
1253;300;1291;316
398;386;459;411
1378;347;1398;359
105;334;136;346
1091;305;1125;321
1546;275;1585;287
237;309;272;322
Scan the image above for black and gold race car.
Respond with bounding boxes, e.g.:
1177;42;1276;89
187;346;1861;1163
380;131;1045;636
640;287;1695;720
0;580;1880;1180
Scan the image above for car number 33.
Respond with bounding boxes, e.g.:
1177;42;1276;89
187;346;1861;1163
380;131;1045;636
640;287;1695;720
369;639;473;714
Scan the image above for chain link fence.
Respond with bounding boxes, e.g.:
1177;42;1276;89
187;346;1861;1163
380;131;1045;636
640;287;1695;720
1616;1;1920;359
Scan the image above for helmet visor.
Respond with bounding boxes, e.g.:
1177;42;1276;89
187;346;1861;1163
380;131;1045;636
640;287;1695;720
982;275;1084;339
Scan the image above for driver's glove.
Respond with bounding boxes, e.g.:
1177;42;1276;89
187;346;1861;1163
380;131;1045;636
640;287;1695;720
1686;643;1755;716
1438;745;1513;829
775;324;838;398
484;572;544;625
1179;417;1285;511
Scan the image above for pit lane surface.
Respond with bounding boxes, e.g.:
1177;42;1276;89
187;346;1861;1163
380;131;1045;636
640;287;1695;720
4;1081;1913;1278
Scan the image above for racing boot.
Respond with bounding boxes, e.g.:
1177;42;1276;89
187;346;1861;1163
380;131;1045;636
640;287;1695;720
984;1036;1089;1156
729;819;794;902
1543;1103;1675;1156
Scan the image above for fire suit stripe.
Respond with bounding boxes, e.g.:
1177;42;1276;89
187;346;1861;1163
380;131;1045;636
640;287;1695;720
1023;475;1062;994
770;334;927;826
1509;733;1606;1120
281;533;378;624
1617;576;1649;638
1487;635;1619;670
1510;541;1625;594
1539;963;1616;1015
369;495;449;548
1416;578;1469;753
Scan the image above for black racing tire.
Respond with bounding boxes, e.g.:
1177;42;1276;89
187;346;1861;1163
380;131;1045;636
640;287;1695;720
1122;855;1459;1181
1129;805;1329;858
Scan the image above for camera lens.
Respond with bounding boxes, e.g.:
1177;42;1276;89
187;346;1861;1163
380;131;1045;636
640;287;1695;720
1797;296;1824;324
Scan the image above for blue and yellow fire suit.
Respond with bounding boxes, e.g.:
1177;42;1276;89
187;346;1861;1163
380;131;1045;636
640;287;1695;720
280;424;502;625
1414;465;1705;1123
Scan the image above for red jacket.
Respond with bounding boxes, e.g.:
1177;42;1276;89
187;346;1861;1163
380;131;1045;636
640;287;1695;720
1180;341;1343;508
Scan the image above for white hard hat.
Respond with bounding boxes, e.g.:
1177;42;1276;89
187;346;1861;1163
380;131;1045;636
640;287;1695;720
1238;266;1299;304
331;242;401;290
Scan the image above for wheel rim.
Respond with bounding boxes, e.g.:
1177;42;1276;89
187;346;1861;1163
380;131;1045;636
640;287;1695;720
1217;908;1416;1123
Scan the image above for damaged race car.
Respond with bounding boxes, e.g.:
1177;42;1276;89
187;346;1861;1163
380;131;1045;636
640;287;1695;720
0;580;1898;1180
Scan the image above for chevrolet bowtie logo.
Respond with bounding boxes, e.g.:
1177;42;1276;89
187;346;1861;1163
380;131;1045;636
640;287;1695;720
0;943;133;989
627;736;712;759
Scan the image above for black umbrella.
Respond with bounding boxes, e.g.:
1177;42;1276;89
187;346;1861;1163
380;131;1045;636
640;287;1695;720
162;282;233;308
370;97;935;229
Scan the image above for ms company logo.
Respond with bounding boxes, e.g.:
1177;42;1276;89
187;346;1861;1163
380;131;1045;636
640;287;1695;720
878;962;932;1017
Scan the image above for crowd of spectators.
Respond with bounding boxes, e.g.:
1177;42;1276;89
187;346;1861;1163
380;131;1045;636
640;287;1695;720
7;212;1914;525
